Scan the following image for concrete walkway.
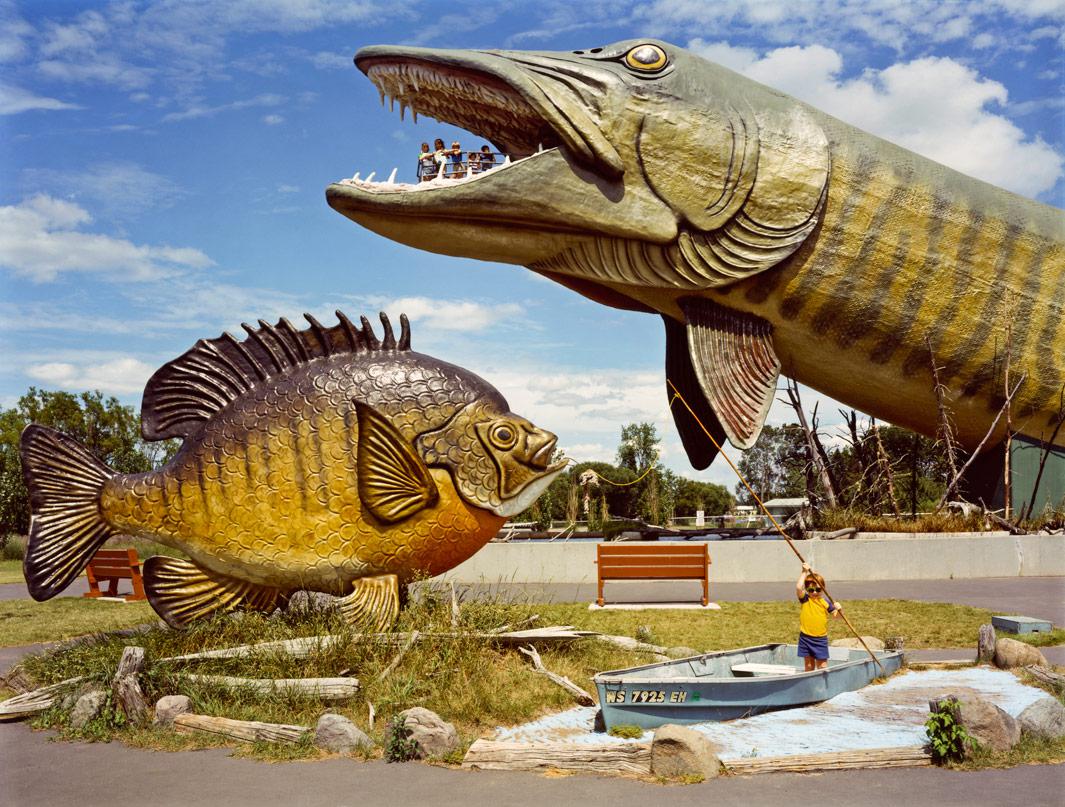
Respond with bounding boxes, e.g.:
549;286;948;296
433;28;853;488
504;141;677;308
2;720;1063;807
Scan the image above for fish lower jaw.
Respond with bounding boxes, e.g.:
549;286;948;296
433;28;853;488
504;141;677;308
333;147;557;195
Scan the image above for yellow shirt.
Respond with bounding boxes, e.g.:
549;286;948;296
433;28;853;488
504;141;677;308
799;594;836;637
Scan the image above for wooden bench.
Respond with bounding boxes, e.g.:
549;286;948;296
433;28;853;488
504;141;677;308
595;543;710;607
83;548;147;602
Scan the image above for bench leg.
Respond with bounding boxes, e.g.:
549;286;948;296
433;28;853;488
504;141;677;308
83;568;102;599
128;567;147;602
106;577;119;598
597;577;605;607
702;577;709;607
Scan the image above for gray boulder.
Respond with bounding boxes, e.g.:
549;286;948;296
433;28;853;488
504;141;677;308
153;695;191;727
1018;697;1065;739
956;697;1020;753
397;707;459;759
993;638;1047;669
69;689;108;729
830;636;886;651
314;713;373;754
651;724;721;780
286;590;338;614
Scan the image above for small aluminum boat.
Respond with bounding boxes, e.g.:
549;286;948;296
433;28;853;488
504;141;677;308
593;642;903;731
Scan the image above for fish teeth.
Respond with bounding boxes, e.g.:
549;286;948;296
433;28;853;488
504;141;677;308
366;171;376;183
352;172;360;181
387;167;397;184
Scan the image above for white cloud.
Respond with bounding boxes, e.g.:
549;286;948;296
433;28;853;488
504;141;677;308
311;51;352;70
0;2;33;63
0;194;212;282
366;296;524;332
688;41;1064;198
277;183;299;193
644;1;1064;52
38;54;153;90
262;113;284;125
21;162;184;221
26;356;155;395
0;81;80;114
162;92;284;122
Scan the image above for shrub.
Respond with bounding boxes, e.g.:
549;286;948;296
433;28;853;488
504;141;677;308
1;534;25;561
925;697;977;763
384;715;419;762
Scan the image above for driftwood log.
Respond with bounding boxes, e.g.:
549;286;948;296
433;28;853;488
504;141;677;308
376;630;420;682
822;527;858;540
177;675;360;701
112;646;147;725
977;624;996;664
462;740;651;774
724;746;930;775
159;626;595;665
1024;665;1065;692
517;645;595;706
0;677;85;721
596;634;668;655
174;713;310;744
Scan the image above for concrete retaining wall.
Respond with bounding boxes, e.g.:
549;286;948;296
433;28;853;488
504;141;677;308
440;534;1065;584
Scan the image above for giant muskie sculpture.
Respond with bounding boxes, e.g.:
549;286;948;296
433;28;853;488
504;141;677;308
327;39;1064;471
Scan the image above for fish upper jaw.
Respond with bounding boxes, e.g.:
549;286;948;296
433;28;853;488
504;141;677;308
355;44;624;176
326;43;680;264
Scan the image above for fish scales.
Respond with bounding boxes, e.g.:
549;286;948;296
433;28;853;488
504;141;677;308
326;38;1065;464
21;313;565;628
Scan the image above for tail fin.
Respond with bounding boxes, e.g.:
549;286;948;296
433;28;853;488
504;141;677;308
20;424;116;601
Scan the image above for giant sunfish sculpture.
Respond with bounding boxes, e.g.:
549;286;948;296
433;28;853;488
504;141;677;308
20;312;563;628
327;39;1064;470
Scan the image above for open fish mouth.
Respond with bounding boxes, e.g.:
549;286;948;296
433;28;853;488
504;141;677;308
330;45;622;196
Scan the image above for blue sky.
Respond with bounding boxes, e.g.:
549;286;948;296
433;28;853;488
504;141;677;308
1;0;1063;488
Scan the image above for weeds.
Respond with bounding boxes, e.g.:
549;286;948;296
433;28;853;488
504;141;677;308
384;715;419;762
925;697;977;763
814;508;988;533
608;724;644;739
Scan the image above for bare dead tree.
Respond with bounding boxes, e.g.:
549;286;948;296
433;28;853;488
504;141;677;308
870;418;901;518
784;378;838;508
926;334;959;479
1002;301;1015;520
936;373;1028;511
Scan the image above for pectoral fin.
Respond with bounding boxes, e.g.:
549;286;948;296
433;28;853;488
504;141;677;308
667;298;781;462
356;401;438;523
143;556;281;629
664;315;728;471
337;574;400;632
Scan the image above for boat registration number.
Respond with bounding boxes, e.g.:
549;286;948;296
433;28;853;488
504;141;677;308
605;689;688;704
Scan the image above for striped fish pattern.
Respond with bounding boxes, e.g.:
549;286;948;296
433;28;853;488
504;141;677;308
325;39;1064;469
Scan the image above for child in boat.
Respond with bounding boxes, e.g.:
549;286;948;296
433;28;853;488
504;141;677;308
796;562;842;671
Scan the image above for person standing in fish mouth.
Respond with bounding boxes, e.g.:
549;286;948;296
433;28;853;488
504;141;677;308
19;311;566;631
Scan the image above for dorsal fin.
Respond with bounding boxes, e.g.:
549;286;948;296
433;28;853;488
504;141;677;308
141;310;413;440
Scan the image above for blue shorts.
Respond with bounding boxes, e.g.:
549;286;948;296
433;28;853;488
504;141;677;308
797;632;829;660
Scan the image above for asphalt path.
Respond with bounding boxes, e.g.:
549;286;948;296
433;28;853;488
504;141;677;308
1;720;1062;807
2;576;1064;806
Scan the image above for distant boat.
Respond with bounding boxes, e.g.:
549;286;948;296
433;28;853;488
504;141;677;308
593;643;903;731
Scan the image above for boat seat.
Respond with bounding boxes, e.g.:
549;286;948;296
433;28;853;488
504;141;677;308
730;663;798;677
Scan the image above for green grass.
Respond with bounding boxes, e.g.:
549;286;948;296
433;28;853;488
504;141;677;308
951;733;1065;770
7;589;1061;763
0;560;24;585
1013;628;1065;647
0;598;156;646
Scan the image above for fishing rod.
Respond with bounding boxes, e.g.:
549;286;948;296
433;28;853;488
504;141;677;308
666;379;886;675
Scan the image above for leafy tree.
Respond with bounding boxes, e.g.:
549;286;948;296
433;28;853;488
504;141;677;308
617;423;674;524
0;388;178;535
735;424;808;504
673;478;733;517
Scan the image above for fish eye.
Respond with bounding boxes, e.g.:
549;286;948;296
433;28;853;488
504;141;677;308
489;423;518;450
624;44;667;72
